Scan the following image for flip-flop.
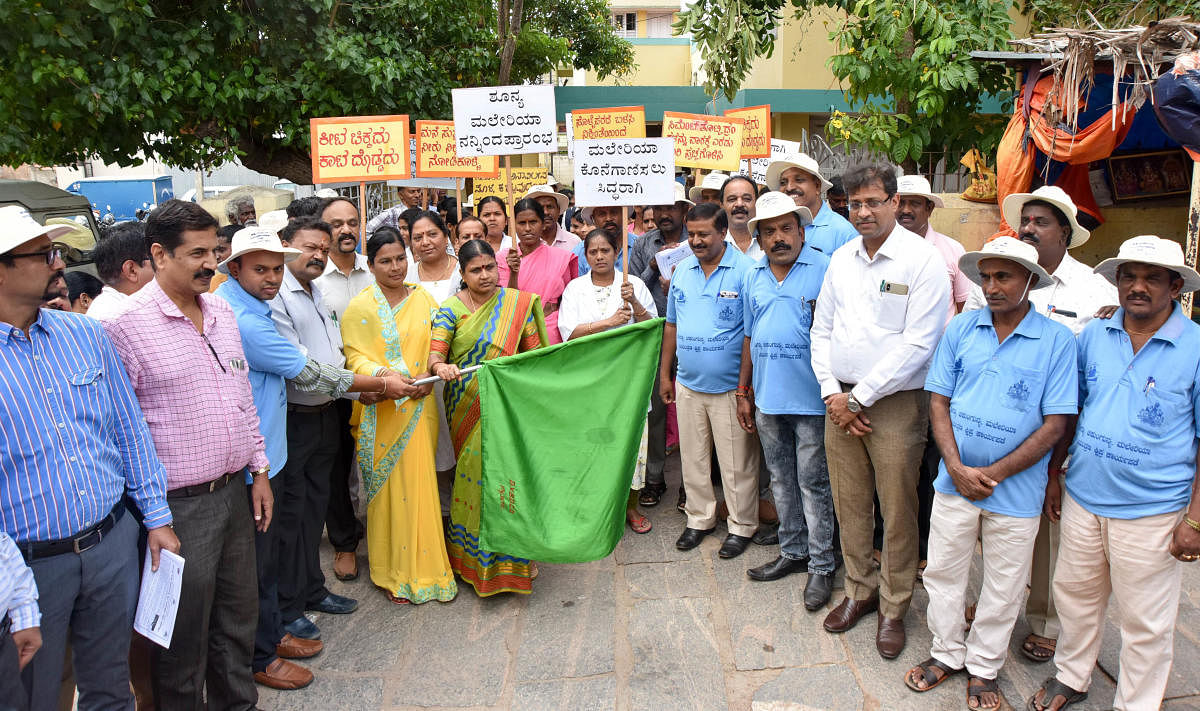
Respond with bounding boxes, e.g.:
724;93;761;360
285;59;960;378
904;657;962;692
387;593;410;605
1021;634;1056;663
627;512;652;534
1027;677;1087;711
966;675;1001;710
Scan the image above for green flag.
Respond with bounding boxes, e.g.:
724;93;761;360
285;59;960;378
477;318;664;563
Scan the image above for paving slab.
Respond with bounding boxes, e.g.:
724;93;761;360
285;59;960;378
511;676;617;711
513;560;616;682
751;665;863;711
627;597;726;711
256;674;384;710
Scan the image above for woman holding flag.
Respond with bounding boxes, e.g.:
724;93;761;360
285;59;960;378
429;239;550;596
341;229;457;605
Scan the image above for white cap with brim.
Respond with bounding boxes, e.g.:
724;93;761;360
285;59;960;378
523;184;569;214
1001;185;1091;249
259;209;288;236
688;171;730;203
958;236;1053;290
218;227;302;275
580;182;694;223
896;175;945;209
0;205;75;256
764;153;832;193
746;191;813;231
1094;235;1200;293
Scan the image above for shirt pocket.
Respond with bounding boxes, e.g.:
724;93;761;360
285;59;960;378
715;294;742;329
874;292;908;332
997;364;1044;414
1131;386;1185;438
69;366;102;388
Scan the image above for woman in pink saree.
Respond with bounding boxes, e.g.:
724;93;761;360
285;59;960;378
496;198;577;344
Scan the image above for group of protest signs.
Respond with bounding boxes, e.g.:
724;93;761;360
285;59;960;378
307;85;776;270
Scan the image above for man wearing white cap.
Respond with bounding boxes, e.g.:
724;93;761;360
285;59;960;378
524;184;580;252
215;227;406;690
1030;236;1200;711
906;237;1076;710
765;153;857;256
689;171;729;205
897;175;970;317
964;185;1118;665
736;193;838;605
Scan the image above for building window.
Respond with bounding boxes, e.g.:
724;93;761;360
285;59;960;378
645;12;676;38
612;12;637;38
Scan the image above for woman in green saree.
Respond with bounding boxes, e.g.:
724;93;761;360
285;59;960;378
429;239;549;596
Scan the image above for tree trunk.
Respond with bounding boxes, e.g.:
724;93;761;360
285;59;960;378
497;0;524;84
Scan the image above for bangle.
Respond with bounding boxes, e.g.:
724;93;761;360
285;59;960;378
1049;467;1067;476
734;391;750;399
1185;516;1200;533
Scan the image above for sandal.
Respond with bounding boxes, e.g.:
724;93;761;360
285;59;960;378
627;511;652;534
1021;633;1056;663
966;675;1001;710
639;483;666;507
387;592;410;605
1028;677;1087;711
904;657;962;692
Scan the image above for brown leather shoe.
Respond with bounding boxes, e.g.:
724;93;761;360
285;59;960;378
276;633;323;660
254;658;314;690
876;615;906;659
333;551;358;581
822;596;879;633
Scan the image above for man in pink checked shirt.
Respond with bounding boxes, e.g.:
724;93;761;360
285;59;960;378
105;199;270;711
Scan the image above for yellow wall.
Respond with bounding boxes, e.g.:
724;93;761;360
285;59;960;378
587;44;692;86
743;8;843;91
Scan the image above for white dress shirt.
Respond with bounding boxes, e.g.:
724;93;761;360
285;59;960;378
0;531;39;632
314;253;374;321
270;269;348;406
725;231;765;262
811;223;951;407
963;252;1117;336
85;285;132;321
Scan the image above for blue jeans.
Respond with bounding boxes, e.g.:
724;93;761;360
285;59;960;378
755;412;836;575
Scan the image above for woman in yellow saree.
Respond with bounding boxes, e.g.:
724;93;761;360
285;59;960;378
428;239;549;596
342;228;457;604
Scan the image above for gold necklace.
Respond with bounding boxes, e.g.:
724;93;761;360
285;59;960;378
420;256;456;282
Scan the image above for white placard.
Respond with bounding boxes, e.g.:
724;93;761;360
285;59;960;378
451;85;557;157
134;549;184;649
573;138;676;207
741;138;803;185
654;240;694;279
565;113;575;160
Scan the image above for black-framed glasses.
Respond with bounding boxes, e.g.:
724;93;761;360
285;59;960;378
6;246;62;265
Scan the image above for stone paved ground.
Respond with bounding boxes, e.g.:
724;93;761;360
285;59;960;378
258;453;1200;711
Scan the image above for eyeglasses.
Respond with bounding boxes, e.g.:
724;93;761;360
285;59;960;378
6;246;62;265
847;198;893;212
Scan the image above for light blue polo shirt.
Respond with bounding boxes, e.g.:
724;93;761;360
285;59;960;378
803;202;858;256
667;244;753;393
216;277;308;479
742;243;830;415
925;304;1078;517
1068;303;1200;519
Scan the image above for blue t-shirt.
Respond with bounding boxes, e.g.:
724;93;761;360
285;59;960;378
216;278;308;479
1068;304;1200;519
804;203;858;256
666;245;753;393
925;305;1078;517
742;244;830;415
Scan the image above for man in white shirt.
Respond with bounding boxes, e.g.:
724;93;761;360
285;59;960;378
86;222;154;321
314;197;374;322
962;186;1117;666
722;175;764;262
810;164;950;660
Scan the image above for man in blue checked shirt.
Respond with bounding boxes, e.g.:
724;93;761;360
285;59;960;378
0;205;179;711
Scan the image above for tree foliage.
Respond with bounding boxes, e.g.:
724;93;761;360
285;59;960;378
0;0;634;183
1022;0;1200;31
676;0;1015;167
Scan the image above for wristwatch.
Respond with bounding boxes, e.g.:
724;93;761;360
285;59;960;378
846;393;862;413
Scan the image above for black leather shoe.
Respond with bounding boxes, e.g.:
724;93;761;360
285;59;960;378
675;526;716;550
747;555;808;581
803;572;834;610
752;523;779;546
717;533;753;559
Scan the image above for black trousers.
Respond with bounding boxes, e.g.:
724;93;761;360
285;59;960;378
252;474;284;672
325;399;364;553
277;405;340;623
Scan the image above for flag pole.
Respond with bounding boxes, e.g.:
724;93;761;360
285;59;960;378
412;364;482;387
621;205;629;283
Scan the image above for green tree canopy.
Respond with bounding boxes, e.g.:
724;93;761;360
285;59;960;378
0;0;633;183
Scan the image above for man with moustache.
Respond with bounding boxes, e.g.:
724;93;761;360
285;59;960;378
226;195;258;226
104;199;265;709
216;226;407;690
1031;236;1200;711
722;175;764;261
736;193;837;606
313;197;371;582
0;206;177;711
810;165;950;659
525;184;580;251
765;153;857;256
271;216;362;640
662;202;760;557
963;186;1117;666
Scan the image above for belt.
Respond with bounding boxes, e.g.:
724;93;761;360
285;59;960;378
19;501;124;561
167;471;239;499
288;401;335;414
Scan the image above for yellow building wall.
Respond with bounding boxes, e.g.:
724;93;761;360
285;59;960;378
586;44;692;86
742;8;843;91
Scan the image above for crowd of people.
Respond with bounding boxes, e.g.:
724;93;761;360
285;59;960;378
1;147;1199;711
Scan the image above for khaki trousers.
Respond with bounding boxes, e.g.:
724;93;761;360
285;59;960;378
826;387;927;619
1053;492;1182;711
925;492;1040;679
676;384;761;537
1024;512;1060;638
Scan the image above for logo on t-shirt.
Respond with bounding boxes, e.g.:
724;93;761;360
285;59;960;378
1003;379;1032;412
1137;402;1165;428
1085;362;1098;382
719;303;735;322
952;357;964;374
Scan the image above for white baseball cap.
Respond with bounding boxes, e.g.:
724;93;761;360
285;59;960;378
218;226;302;274
1094;235;1200;293
1002;185;1091;249
959;236;1053;289
258;209;289;236
0;205;75;256
746;191;813;231
896;175;945;208
764;153;832;192
688;171;730;203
